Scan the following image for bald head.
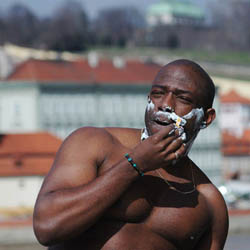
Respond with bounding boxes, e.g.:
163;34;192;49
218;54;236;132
153;59;215;110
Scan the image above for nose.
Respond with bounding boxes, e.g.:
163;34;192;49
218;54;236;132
159;92;175;112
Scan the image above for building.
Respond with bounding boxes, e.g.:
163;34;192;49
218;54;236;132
146;0;205;26
0;57;221;183
222;130;250;181
145;0;208;49
220;90;250;137
0;132;62;220
220;90;250;181
2;57;161;137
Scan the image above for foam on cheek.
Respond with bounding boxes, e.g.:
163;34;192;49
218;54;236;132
183;108;205;130
147;100;155;111
145;100;205;142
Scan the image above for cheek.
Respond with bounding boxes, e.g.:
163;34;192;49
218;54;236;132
185;118;196;132
184;116;203;137
182;108;204;131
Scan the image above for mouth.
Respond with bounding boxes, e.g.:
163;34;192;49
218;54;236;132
154;119;172;126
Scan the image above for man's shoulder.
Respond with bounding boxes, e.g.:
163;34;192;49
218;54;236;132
65;126;141;148
105;127;142;147
193;165;227;215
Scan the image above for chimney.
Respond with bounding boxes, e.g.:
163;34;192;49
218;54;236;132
88;52;99;68
113;56;126;69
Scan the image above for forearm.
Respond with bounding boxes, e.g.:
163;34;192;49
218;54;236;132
33;158;139;245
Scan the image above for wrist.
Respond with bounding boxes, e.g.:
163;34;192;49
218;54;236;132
124;153;144;177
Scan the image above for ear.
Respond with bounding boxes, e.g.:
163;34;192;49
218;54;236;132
202;108;216;129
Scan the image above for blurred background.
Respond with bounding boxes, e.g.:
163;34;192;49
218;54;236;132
0;0;250;249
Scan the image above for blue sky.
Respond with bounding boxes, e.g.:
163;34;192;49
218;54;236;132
0;0;158;18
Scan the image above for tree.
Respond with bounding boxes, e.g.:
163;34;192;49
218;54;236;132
207;0;250;50
37;1;89;52
4;4;39;47
0;10;7;45
93;6;145;47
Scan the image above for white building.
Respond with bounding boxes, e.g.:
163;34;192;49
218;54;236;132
220;90;250;138
146;0;205;27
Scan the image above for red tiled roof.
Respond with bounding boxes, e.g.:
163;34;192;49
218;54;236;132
222;130;250;155
7;58;161;85
221;90;250;105
0;132;62;176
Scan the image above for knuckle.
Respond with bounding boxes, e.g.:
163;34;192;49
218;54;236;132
180;144;188;154
175;137;183;145
157;142;165;150
152;135;159;144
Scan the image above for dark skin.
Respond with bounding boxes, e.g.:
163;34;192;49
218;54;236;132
33;60;228;250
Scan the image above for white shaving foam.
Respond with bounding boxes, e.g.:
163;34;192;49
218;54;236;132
147;100;155;111
144;103;206;158
183;108;204;130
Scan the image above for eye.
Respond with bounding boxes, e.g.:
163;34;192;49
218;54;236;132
151;90;164;98
177;95;192;104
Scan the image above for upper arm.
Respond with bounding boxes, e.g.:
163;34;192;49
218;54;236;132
38;127;110;195
195;185;229;250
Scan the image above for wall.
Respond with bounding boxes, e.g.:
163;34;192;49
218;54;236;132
0;83;39;133
0;176;43;208
39;85;148;138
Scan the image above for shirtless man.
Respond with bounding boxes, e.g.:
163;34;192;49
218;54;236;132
33;59;228;250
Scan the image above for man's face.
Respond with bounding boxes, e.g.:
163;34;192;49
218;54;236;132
145;64;206;142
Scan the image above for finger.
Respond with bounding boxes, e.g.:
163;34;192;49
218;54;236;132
175;143;188;158
152;124;175;143
168;143;188;163
162;125;185;140
157;133;180;151
163;136;183;155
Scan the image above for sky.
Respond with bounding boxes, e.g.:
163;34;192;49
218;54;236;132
0;0;159;18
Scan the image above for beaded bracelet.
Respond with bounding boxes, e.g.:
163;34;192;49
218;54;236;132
125;153;144;176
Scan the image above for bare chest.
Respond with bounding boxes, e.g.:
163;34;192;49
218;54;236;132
105;175;210;242
99;142;211;247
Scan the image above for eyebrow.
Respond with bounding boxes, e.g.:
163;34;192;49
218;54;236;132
151;84;193;95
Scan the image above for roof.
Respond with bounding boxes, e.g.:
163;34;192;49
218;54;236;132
6;58;161;85
222;130;250;156
0;132;62;177
147;0;205;19
221;90;250;105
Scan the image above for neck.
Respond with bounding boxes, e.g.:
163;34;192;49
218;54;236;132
162;156;191;178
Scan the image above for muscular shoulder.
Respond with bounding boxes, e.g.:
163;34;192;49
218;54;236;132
66;126;141;147
198;182;226;212
194;165;228;226
104;127;141;148
67;127;113;146
61;127;114;161
62;127;141;162
194;166;229;247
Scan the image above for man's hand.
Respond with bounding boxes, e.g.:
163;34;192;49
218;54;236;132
131;124;187;172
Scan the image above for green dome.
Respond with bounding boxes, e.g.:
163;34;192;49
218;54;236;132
147;0;205;19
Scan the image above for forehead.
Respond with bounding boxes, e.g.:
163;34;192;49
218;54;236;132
152;65;204;97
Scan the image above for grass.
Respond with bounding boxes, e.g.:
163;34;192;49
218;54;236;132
86;46;250;66
84;46;250;80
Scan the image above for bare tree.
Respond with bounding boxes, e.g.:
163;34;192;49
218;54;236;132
207;0;250;50
93;6;145;47
37;1;89;51
4;4;39;47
